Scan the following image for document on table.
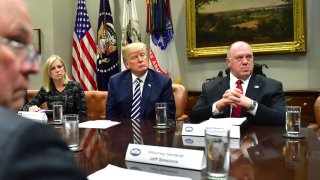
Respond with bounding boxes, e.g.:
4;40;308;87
79;120;120;129
200;117;246;126
88;164;191;180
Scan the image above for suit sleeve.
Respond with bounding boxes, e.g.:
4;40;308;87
249;81;286;126
106;78;118;119
162;79;175;120
190;82;216;123
3;123;87;179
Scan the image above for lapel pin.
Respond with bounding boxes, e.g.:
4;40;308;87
148;84;151;87
254;85;259;88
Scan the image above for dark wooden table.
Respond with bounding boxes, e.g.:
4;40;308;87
62;120;320;180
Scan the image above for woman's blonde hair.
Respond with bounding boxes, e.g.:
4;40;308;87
43;55;70;92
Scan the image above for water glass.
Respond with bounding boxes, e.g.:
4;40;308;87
205;127;230;179
286;106;301;137
52;101;63;124
64;114;79;151
155;102;167;127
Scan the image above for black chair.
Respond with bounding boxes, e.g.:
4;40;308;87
206;63;268;81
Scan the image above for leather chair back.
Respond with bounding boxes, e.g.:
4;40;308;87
84;91;108;120
172;84;188;120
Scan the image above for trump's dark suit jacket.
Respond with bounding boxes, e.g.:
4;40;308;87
106;69;175;120
0;106;87;179
190;74;286;126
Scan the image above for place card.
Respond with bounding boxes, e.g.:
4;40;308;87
125;144;205;170
182;117;247;138
17;111;47;124
88;164;192;180
125;161;201;180
182;136;240;149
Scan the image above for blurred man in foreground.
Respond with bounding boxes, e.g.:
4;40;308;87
0;0;87;179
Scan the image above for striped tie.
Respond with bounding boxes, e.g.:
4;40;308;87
132;119;143;144
131;78;141;120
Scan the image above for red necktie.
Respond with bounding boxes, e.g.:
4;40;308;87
231;80;243;117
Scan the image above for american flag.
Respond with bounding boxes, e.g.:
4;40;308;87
72;0;97;91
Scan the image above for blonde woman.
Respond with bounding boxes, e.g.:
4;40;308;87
23;55;87;118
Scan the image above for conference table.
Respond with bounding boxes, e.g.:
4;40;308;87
54;119;320;180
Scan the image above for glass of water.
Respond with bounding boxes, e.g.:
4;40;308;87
285;106;301;137
52;101;63;124
205;127;230;179
64;114;80;151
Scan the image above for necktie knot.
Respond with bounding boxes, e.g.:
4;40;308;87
236;79;242;86
135;78;141;84
236;79;243;93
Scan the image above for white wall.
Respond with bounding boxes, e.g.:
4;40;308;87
27;0;320;91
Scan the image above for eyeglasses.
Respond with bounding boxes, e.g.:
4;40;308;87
0;36;41;65
50;65;64;71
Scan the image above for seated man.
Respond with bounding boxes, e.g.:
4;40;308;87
106;42;175;120
190;41;285;126
0;0;86;178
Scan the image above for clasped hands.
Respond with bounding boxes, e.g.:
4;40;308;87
28;105;41;112
216;87;252;112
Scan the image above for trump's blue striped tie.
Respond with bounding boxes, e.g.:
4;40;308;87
131;78;143;144
131;78;141;120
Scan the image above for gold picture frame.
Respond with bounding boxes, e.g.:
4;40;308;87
186;0;306;58
32;29;41;53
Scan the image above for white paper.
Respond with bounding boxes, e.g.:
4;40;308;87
17;111;47;124
88;164;191;180
125;144;205;170
79;120;120;129
200;117;246;126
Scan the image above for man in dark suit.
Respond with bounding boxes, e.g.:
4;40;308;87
190;41;285;126
106;42;175;120
0;0;87;179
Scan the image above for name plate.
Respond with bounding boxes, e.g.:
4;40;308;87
182;136;240;149
125;144;205;170
17;111;48;124
182;117;246;138
125;161;201;180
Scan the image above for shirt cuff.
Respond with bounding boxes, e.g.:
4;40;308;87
248;102;258;115
212;102;222;116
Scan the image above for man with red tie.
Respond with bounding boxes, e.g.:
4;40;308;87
191;41;286;126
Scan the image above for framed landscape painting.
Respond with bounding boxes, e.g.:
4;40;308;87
186;0;306;58
32;29;41;53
